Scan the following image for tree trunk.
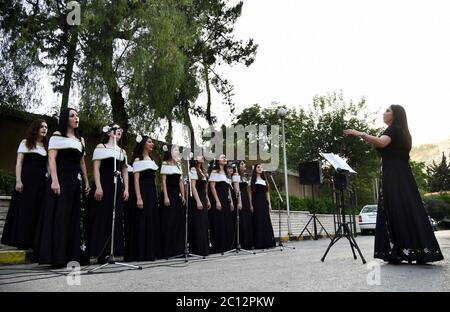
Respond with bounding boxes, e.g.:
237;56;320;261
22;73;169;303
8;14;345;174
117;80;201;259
166;116;173;143
100;37;130;139
182;100;196;151
203;62;213;126
60;29;78;113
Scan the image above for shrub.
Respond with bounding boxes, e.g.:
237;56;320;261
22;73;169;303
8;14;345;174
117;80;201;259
269;191;335;214
0;170;15;195
423;194;450;221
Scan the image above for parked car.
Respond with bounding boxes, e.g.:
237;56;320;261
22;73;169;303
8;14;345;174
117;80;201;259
358;204;439;234
358;205;377;235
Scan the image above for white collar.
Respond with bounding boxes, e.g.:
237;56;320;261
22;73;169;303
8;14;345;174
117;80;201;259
209;172;228;183
92;146;127;162
48;135;83;153
132;159;158;172
160;163;182;175
17;140;47;157
255;178;267;186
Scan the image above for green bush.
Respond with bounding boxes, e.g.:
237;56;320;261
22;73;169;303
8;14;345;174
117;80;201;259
269;191;335;214
0;170;15;195
423;194;450;221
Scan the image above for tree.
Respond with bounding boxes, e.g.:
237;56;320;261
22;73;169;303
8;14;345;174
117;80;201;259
427;153;450;192
234;91;382;206
410;160;428;194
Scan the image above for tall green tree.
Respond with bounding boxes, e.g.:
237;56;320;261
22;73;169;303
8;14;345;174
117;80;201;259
427;153;450;192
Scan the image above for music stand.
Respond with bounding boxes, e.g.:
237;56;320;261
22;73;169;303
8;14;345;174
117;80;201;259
319;153;366;264
88;127;142;273
268;173;295;251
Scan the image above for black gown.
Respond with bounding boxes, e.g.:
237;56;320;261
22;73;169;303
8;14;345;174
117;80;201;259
252;179;275;249
187;168;209;257
128;159;161;261
34;135;87;267
86;146;126;261
160;163;185;258
209;171;234;253
374;125;443;263
123;165;135;261
232;175;254;249
1;140;47;250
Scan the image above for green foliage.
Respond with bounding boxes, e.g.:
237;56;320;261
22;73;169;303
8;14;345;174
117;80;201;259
426;153;450;192
235;91;381;207
269;191;335;214
0;170;15;195
410;160;428;193
423;193;450;221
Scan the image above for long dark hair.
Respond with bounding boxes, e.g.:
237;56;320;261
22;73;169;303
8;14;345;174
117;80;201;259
58;107;80;139
211;154;229;178
390;104;412;151
251;163;269;192
162;144;175;162
189;155;208;180
25;119;48;150
237;160;248;181
131;135;154;161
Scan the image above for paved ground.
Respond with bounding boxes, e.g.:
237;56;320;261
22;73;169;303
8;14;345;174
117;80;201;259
0;231;449;292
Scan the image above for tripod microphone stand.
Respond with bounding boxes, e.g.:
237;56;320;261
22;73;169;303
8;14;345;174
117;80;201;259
224;175;256;256
321;171;366;264
88;127;142;273
181;154;206;262
269;174;295;251
299;184;331;240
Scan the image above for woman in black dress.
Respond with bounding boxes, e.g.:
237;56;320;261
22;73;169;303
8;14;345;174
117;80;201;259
188;155;211;257
345;105;443;264
123;164;135;261
232;160;254;250
34;108;90;268
250;164;275;249
160;144;186;258
209;154;235;254
129;135;161;261
1;119;48;250
87;124;129;263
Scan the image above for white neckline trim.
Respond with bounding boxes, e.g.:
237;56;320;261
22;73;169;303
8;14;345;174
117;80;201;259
133;159;158;172
48;136;83;153
209;172;229;183
255;179;267;186
17;140;47;157
189;168;207;181
92;147;127;162
160;164;182;175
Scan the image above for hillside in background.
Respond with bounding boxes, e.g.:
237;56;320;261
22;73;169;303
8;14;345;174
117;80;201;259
411;137;450;165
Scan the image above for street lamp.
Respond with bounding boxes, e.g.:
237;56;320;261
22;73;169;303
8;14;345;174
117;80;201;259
277;107;292;239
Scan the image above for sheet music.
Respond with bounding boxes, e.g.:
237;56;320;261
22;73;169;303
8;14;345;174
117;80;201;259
320;152;357;174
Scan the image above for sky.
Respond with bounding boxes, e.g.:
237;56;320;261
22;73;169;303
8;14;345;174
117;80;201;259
37;0;450;146
200;0;450;145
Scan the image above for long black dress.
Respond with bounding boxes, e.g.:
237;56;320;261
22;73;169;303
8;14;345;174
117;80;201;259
1;140;47;250
160;162;185;258
128;158;161;261
252;178;275;249
123;164;135;261
34;135;86;267
374;125;443;263
232;174;254;249
86;145;127;261
187;168;209;257
209;171;234;254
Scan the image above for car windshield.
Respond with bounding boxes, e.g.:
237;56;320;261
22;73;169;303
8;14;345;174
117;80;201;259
362;206;377;213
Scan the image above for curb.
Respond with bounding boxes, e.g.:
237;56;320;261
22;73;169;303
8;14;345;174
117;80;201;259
0;249;31;264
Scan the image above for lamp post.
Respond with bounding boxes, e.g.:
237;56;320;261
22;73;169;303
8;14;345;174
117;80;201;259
277;107;292;239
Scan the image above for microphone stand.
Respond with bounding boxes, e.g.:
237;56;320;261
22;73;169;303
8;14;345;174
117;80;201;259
223;175;256;256
89;127;142;273
269;173;295;251
182;155;205;262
